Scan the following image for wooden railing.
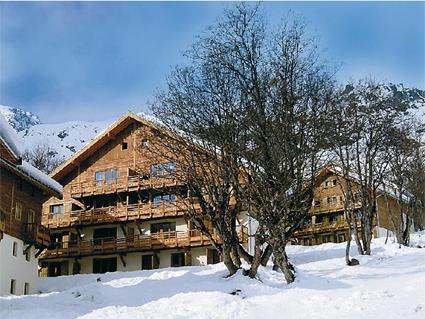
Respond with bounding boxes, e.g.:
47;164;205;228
22;223;51;247
294;219;349;235
70;175;181;197
41;226;248;259
45;201;200;228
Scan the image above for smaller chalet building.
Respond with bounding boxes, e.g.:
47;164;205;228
0;114;62;295
293;166;407;245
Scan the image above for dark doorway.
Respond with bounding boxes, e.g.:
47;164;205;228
48;261;69;277
93;257;117;273
207;248;221;264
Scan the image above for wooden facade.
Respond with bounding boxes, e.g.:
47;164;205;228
40;113;248;276
293;167;402;245
0;141;60;248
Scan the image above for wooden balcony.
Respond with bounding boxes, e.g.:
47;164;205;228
40;226;248;259
22;223;51;247
45;201;199;229
294;219;350;236
70;175;181;198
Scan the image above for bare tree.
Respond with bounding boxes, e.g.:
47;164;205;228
330;80;415;259
406;136;425;231
22;143;62;174
151;4;334;282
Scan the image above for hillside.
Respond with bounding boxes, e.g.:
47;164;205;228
1;234;424;319
0;83;423;166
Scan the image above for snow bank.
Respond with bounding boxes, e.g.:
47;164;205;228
2;233;425;319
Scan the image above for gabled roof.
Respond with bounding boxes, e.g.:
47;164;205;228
50;112;164;181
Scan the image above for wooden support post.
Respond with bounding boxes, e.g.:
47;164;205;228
136;221;143;235
119;253;127;267
120;224;127;237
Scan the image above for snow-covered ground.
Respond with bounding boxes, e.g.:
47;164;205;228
1;233;425;319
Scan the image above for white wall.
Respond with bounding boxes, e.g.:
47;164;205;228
0;233;38;295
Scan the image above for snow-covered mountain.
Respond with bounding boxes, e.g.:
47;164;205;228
0;83;423;164
0;105;111;163
0;105;41;132
19;120;112;162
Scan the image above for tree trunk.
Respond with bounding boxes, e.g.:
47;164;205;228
260;244;273;267
247;242;262;278
272;244;295;284
222;244;239;276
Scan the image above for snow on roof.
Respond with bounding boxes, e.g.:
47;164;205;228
18;161;63;195
0;112;24;158
0;112;62;195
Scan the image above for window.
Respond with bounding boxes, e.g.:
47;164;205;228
150;222;176;234
171;252;185;267
25;250;30;262
152;195;162;208
15;202;22;220
327;196;337;205
12;242;18;256
121;142;128;150
314;199;320;207
354;192;362;202
28;210;35;224
105;169;118;184
324;181;329;187
141;138;149;147
10;279;16;295
96;169;118;185
95;171;104;185
24;283;30;295
332;179;337;186
152;193;176;208
51;204;64;217
150;162;176;177
142;255;154;270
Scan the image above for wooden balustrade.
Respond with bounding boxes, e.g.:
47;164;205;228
46;200;200;228
41;226;248;259
294;219;361;235
22;222;51;247
70;175;181;197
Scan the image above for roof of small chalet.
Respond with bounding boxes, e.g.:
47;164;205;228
50;112;164;181
0;113;63;197
0;111;23;161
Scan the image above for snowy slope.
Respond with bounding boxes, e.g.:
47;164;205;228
1;233;425;319
18;120;111;162
0;105;40;132
0;105;111;162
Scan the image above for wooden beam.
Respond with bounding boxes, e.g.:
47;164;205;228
136;221;143;235
119;253;127;267
120;224;127;236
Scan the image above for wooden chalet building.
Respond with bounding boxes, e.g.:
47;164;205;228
39;113;248;277
0;114;62;295
293;166;403;246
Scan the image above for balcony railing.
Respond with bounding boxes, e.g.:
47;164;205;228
294;219;350;235
69;175;181;197
22;222;51;247
40;226;248;259
45;201;200;229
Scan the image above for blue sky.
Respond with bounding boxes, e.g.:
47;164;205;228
0;1;424;123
